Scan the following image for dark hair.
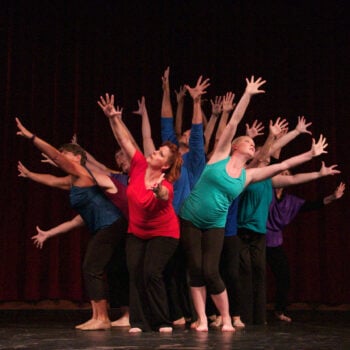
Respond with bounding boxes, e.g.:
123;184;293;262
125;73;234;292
162;141;183;183
59;143;87;165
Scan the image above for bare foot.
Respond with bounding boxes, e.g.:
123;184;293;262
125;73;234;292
232;316;245;328
195;318;208;332
209;315;222;328
159;327;173;333
190;320;199;329
173;317;186;326
221;316;235;332
129;327;142;333
79;319;111;331
75;318;94;329
275;313;292;322
111;315;130;327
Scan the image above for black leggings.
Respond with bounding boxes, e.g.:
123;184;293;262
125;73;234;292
180;219;225;295
82;217;128;300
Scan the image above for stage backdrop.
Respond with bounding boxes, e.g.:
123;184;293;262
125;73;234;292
1;1;349;305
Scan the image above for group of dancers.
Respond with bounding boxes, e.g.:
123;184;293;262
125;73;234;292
16;68;345;333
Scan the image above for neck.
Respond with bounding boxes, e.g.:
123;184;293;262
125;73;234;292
275;188;284;199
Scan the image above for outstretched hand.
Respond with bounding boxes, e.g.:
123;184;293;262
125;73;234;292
245;119;264;138
175;85;186;103
185;76;210;102
319;161;341;177
311;134;328;157
334;182;345;199
18;161;30;178
269;117;289;138
245;76;266;96
222;92;235;112
97;93;122;118
296;116;312;135
210;96;223;116
132;96;146;116
15;118;34;139
31;226;49;249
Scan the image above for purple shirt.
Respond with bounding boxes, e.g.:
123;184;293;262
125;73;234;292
266;192;305;247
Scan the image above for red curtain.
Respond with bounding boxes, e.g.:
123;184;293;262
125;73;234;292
1;1;349;304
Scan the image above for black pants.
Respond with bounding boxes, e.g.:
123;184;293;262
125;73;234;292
126;234;178;331
266;245;290;314
82;216;128;300
220;235;244;317
164;243;196;322
180;219;225;295
238;228;266;325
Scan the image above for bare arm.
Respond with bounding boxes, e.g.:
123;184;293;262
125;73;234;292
272;161;340;188
161;66;173;118
18;161;71;190
215;91;235;144
210;76;266;163
246;134;328;185
174;85;186;138
31;215;85;249
133;96;155;157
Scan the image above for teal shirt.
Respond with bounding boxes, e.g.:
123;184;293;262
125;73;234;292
237;178;273;234
180;157;246;229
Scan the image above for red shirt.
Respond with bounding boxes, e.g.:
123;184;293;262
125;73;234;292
127;150;179;239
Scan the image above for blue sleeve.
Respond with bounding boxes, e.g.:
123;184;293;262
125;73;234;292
161;117;179;145
184;123;206;189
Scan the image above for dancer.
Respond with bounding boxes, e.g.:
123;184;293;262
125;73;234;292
179;76;329;332
98;93;183;333
267;176;345;322
16;119;127;330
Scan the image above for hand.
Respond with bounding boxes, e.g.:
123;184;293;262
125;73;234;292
245;76;266;96
210;96;223;116
41;153;58;167
31;226;49;249
97;93;121;118
334;182;345;199
18;161;30;178
269;117;289;138
15;118;34;139
311;134;328;157
147;173;165;193
71;133;78;144
276;127;289;139
222;92;235;112
319;161;341;177
185;75;210;102
295;116;312;135
245;119;264;138
132;96;146;116
161;66;170;91
175;85;186;103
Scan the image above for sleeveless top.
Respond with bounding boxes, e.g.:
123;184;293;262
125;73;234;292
180;157;246;229
69;167;122;234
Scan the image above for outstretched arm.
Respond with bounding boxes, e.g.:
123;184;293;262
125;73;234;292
323;182;345;205
209;76;266;163
18;161;71;190
133;96;155;157
174;85;186;138
272;161;340;188
31;215;85;249
98;94;136;160
161;66;173;118
246;134;328;185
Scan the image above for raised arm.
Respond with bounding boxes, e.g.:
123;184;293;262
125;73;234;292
98;94;136;160
246;134;328;185
16;118;87;180
271;161;340;188
133;96;156;157
18;161;71;190
210;76;266;162
204;96;222;154
174;85;186;138
215;91;235;144
31;215;85;249
269;116;312;155
323;182;345;205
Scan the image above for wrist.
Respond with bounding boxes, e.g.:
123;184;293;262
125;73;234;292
30;134;36;142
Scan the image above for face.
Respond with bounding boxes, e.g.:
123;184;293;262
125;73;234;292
115;150;130;174
279;169;291;176
232;136;255;158
147;145;172;170
61;150;81;163
178;129;191;147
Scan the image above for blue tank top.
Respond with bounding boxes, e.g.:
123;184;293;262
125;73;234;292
70;185;122;234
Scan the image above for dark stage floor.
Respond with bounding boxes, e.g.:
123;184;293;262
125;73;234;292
0;309;349;349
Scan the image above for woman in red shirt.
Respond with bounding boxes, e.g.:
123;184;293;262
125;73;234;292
98;94;182;333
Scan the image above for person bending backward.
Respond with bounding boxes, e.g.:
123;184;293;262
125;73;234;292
98;93;183;333
178;76;329;332
15;119;128;331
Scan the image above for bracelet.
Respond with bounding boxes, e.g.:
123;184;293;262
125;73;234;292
30;134;36;142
